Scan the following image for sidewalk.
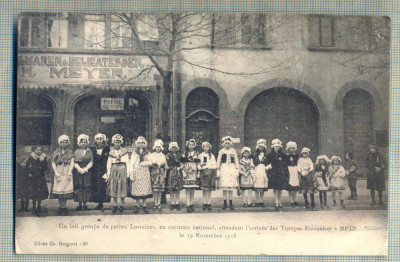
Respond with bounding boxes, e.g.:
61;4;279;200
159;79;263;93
16;180;388;217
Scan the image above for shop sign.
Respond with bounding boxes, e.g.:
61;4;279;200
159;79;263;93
17;54;158;87
101;98;124;111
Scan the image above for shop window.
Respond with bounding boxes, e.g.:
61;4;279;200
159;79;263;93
16;92;53;146
309;16;334;48
19;15;42;48
47;13;68;48
212;13;267;48
84;14;106;49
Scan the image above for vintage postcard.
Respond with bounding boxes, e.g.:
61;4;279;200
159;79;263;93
15;12;389;255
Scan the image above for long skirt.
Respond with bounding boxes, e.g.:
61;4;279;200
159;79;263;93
107;163;128;198
200;169;215;191
130;166;152;199
219;163;238;191
73;161;91;202
286;166;300;191
168;167;183;192
52;164;74;199
150;167;166;192
182;162;199;189
253;164;268;191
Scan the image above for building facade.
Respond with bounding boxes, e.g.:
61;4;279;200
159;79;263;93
16;13;390;174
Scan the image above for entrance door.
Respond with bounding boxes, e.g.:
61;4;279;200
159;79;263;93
186;111;219;154
244;88;319;158
343;88;374;175
185;87;219;154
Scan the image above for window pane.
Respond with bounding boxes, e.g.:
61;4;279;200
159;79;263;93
320;17;333;47
241;14;253;45
31;17;41;47
255;14;266;45
309;16;321;46
19;18;29;47
85;19;105;49
111;21;132;48
48;19;68;48
137;15;159;41
214;14;237;46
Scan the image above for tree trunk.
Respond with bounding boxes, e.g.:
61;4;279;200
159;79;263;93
160;71;173;142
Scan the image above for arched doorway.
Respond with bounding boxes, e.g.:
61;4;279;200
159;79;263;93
185;87;219;154
343;88;374;175
244;88;319;158
74;91;151;147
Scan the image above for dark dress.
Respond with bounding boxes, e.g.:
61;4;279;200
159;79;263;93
366;152;386;191
90;146;111;203
266;149;289;190
166;151;183;192
73;149;93;202
25;154;49;201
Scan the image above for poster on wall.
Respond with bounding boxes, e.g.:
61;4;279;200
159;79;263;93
15;11;389;256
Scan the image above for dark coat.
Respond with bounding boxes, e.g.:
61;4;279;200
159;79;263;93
366;152;386;191
90;146;111;203
266;149;289;190
287;153;299;167
25;154;49;200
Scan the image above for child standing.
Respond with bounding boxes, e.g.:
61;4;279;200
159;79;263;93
239;147;255;207
166;142;183;210
253;139;269;207
198;142;217;211
147;140;168;211
314;155;330;209
267;139;289;211
73;134;93;211
298;147;316;210
51;135;74;216
329;156;346;208
286;141;300;208
345;152;358;201
181;139;200;213
216;136;240;210
129;136;153;214
25;146;49;215
105;134;130;214
90;133;111;211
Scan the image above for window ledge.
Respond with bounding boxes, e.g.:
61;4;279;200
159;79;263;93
212;45;272;51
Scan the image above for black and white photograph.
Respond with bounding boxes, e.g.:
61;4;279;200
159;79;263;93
15;12;389;255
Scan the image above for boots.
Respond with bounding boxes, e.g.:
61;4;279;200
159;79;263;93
340;199;346;209
333;200;337;206
222;200;227;210
229;200;234;210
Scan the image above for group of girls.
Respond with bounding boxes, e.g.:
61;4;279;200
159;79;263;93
18;133;386;216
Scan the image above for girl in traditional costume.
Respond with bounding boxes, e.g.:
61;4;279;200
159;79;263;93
51;135;74;216
286;141;300;208
147;140;168;211
73;134;93;211
181;138;200;213
129;136;153;214
253;139;269;207
216;136;240;210
239;147;255;207
166;142;183;211
105;134;130;214
198;141;217;211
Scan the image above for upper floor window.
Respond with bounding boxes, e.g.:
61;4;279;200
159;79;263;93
212;13;267;48
84;14;106;49
19;14;42;48
47;12;68;48
136;14;159;41
309;16;334;48
110;14;132;49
